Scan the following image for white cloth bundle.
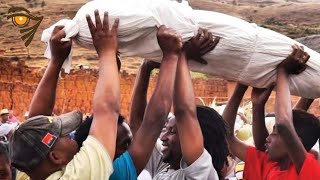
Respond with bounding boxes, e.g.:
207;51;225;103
41;0;320;98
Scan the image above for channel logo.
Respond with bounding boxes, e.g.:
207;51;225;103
6;7;43;47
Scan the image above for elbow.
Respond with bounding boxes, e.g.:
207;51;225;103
149;92;172;113
173;104;196;119
226;132;237;142
144;98;171;124
226;137;239;153
93;92;120;114
149;100;171;119
93;101;120;116
275;121;292;135
276;114;292;126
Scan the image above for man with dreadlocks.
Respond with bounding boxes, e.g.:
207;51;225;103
196;105;230;179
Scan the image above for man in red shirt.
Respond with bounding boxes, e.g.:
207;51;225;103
223;45;320;180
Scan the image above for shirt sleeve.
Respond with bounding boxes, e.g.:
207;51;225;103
180;149;219;180
298;153;320;179
109;151;137;180
47;135;113;180
243;146;269;180
144;139;164;178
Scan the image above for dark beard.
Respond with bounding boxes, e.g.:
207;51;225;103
162;151;182;170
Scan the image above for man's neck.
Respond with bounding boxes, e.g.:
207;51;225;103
168;158;181;171
28;172;50;180
28;161;61;180
277;156;291;170
169;163;180;170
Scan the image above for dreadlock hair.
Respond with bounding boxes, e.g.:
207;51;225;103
196;105;229;179
74;114;126;147
292;109;320;151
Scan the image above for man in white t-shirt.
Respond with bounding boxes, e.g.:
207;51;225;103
142;37;222;179
10;10;120;180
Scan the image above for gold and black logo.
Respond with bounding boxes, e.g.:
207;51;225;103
6;7;43;47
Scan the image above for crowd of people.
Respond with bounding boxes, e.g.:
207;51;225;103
0;9;320;180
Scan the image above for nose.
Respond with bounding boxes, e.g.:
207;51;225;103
265;135;271;144
160;131;168;142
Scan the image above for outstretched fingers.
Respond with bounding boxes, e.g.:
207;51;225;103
103;11;109;32
86;14;96;37
111;18;120;34
94;10;103;31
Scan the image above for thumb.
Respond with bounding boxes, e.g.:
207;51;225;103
52;26;64;36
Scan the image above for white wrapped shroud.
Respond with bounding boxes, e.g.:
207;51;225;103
41;0;320;98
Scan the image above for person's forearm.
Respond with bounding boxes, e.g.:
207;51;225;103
173;52;196;116
129;55;178;174
143;55;178;135
174;52;203;165
222;84;248;138
28;59;63;118
222;84;249;161
252;104;269;151
293;98;314;111
129;63;152;136
275;68;307;173
93;53;120;113
275;68;292;125
91;53;120;159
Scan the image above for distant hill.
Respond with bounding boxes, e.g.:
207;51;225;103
190;0;320;38
296;35;320;53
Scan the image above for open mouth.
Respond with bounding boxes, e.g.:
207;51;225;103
161;143;169;152
265;144;269;153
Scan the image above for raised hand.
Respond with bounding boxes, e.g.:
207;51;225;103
86;10;119;57
278;44;310;74
183;28;219;64
157;25;182;56
50;26;72;63
251;85;275;105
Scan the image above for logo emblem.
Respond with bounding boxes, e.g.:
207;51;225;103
6;7;43;47
41;132;57;148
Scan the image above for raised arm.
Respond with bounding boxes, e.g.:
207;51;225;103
251;86;274;151
128;26;181;174
222;83;249;161
28;26;71;118
129;28;218;136
173;50;203;165
129;60;160;136
275;45;310;173
170;29;219;165
87;11;120;159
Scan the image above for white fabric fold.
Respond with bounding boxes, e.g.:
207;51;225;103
41;0;320;98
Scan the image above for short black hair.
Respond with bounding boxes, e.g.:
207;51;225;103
292;109;320;151
74;114;126;147
196;105;229;179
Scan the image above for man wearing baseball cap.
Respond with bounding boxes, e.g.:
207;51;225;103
10;111;82;172
10;11;120;180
